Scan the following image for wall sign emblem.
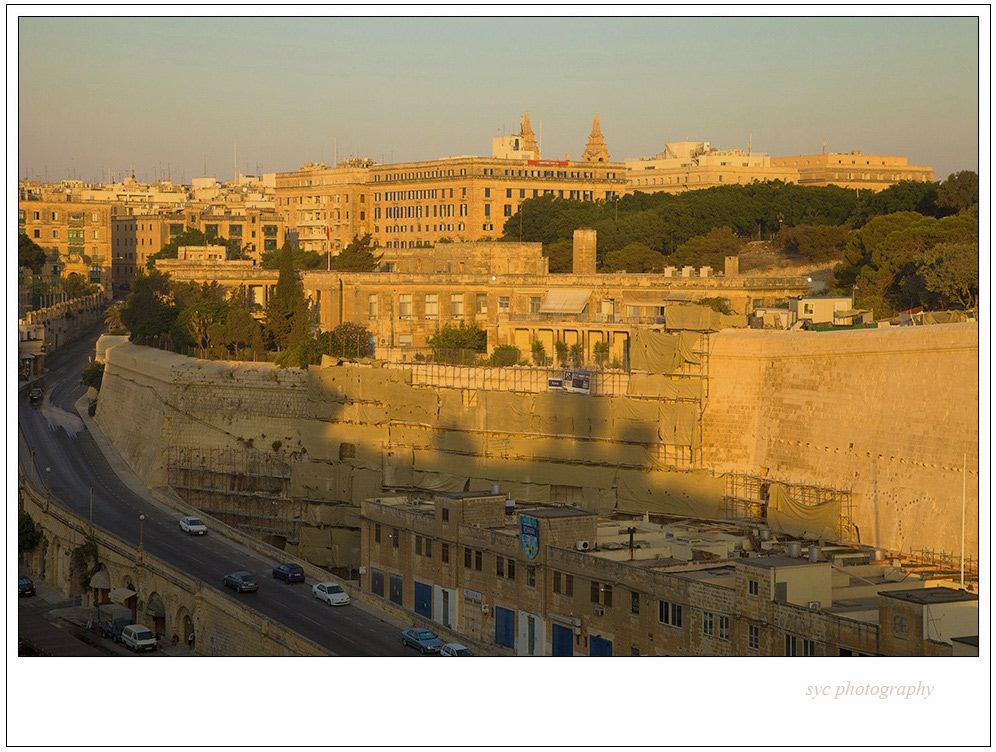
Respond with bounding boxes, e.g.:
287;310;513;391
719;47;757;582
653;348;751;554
520;515;539;559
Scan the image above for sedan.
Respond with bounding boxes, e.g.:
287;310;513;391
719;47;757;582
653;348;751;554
440;643;473;657
401;628;444;654
272;563;306;583
18;576;35;597
179;516;208;535
223;572;259;593
312;582;350;606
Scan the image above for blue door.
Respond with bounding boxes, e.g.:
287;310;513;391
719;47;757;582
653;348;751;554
590;635;613;656
551;623;574;656
495;606;515;648
414;581;432;618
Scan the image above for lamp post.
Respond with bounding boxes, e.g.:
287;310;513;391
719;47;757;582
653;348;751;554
89;485;94;529
139;514;146;553
45;466;51;499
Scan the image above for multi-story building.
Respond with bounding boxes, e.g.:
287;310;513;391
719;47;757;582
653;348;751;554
274;113;628;254
18;195;115;294
359;492;978;656
625;141;799;194
770;150;933;190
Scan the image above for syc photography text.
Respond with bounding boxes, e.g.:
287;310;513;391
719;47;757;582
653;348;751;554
807;681;935;700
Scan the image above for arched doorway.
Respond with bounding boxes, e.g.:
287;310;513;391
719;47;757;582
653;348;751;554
145;592;166;641
175;607;196;652
89;567;110;607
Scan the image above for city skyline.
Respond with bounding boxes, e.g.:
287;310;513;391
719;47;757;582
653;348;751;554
17;15;980;183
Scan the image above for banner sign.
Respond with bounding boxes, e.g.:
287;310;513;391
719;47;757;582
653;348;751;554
520;515;539;559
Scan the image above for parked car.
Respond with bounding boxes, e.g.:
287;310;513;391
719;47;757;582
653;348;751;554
120;624;158;652
178;516;208;535
18;576;35;597
440;643;473;657
97;603;135;641
401;628;444;654
312;581;350;606
223;572;259;593
272;563;306;583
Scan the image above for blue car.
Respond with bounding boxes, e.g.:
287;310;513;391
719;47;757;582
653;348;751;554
272;563;306;583
223;572;259;593
18;576;35;597
402;628;444;654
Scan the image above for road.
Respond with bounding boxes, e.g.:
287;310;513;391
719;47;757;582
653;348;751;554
18;323;413;657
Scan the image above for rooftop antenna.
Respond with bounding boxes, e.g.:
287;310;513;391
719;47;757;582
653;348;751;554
822;139;827;154
748;133;752;156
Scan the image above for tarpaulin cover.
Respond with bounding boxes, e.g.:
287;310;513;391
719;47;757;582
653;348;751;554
299;526;332;548
665;305;720;331
766;482;840;541
677;331;702;365
383;447;415;487
582;485;618;514
351;467;384;503
387;383;438;424
501;481;552;503
303;503;360;528
533;392;582;435
629;329;682;373
539;288;592;314
504;435;651;467
290;459;352;501
483;392;537;433
627;373;703;400
657;402;699;445
438;389;483;431
615;468;724;519
413;471;469;493
341;402;390;425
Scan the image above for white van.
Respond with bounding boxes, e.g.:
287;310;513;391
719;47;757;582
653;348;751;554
121;624;158;652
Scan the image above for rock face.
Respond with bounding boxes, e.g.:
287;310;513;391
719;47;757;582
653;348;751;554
701;322;980;556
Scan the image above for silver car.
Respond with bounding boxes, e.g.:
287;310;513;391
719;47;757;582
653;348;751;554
312;581;350;606
179;516;208;535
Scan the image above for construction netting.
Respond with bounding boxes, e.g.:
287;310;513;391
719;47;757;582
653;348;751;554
291;361;722;520
296;526;361;569
766;482;840;541
664;304;747;331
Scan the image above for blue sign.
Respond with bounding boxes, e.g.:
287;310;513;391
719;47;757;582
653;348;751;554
520;515;539;559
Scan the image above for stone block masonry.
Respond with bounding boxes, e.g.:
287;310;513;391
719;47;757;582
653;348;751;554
701;323;979;558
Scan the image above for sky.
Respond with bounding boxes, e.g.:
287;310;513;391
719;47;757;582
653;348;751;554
16;14;982;183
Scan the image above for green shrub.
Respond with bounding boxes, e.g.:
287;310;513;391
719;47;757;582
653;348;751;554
489;345;520;367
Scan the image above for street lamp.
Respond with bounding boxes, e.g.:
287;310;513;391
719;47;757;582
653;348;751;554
89;485;94;528
139;514;146;552
45;466;51;498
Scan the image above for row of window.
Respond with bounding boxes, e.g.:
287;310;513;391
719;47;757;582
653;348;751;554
22;210;104;222
380;204;463;219
31;229;101;240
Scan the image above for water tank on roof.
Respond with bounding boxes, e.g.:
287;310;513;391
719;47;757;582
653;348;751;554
786;541;803;557
808;545;821;562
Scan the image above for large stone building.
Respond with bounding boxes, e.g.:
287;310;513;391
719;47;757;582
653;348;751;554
625;141;799;194
770;150;934;190
274;113;628;254
359;492;977;656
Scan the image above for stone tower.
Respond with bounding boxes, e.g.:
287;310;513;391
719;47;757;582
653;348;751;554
582;114;610;163
520;111;539;158
573;228;597;275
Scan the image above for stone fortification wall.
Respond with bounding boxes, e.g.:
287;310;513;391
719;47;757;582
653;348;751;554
21;291;106;353
701;323;979;557
95;341;307;486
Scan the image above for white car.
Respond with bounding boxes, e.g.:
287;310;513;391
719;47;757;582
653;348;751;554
312;582;350;606
440;643;473;657
179;516;208;535
121;624;158;652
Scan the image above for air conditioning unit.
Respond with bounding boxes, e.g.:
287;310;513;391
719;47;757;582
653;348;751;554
575;540;591;551
358;566;367;575
808;601;821;610
593;605;604;617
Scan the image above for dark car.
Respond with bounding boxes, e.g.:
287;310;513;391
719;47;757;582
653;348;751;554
401;628;444;654
223;571;259;593
28;388;42;406
272;563;305;583
18;576;35;597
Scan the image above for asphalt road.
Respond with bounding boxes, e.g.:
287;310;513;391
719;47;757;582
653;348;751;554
18;324;413;657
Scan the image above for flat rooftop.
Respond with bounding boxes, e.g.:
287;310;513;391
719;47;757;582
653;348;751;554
879;587;978;605
739;556;827;569
527;507;593;519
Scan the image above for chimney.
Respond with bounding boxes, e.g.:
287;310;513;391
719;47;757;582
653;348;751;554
572;228;597;275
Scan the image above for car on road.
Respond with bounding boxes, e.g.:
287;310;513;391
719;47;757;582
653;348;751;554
178;516;208;535
223;572;259;593
18;576;35;597
401;628;444;654
312;582;350;606
272;563;306;583
440;643;473;657
121;624;158;652
28;387;43;406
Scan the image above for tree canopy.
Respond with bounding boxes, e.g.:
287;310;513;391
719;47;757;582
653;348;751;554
264;243;310;350
147;227;241;269
18;233;47;272
332;233;383;272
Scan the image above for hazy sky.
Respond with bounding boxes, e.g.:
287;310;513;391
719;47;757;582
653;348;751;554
17;15;980;183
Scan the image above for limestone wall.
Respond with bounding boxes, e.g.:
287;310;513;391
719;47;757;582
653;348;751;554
701;323;979;557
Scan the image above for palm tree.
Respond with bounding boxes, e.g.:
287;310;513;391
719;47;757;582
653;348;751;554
105;301;126;333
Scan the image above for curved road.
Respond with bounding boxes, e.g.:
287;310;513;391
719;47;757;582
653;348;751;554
18;324;411;657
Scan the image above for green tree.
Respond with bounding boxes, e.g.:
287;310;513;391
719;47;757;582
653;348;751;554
670;226;743;268
593;341;610;368
332;233;382;272
773;224;852;262
104;301;127;333
531;340;547;366
489;344;521;366
18;233;47;272
264;244;310;350
554;339;569;366
936;171;979;217
602;242;667;272
146;227;236;269
121;268;179;345
849;181;939;227
426;323;487;356
569;343;584;368
80;361;104;391
698;297;733;315
260;241;327;270
315;322;372;359
18;512;41;553
543;240;574;273
912;241;979;310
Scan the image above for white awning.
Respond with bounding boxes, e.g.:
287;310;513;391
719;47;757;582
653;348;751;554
108;587;136;604
89;570;111;589
539;289;592;314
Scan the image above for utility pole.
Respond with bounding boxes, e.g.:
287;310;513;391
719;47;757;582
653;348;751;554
961;453;967;588
89;484;94;529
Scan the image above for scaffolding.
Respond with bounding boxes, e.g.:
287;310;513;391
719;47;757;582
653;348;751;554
720;472;857;542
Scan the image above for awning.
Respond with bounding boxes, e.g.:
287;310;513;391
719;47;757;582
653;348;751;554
89;570;111;589
108;587;136;604
145;594;166;619
539;289;592;314
622;291;703;305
